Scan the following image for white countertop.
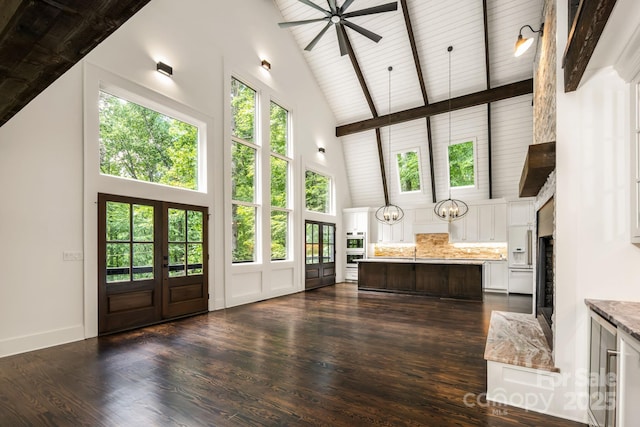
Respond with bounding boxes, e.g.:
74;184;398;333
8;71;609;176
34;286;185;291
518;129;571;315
359;257;487;265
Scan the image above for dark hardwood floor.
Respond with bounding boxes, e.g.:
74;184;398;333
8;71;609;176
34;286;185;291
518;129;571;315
0;284;584;426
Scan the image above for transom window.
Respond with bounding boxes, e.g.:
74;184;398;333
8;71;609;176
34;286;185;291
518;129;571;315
448;140;476;188
396;149;421;193
98;90;200;191
305;170;332;214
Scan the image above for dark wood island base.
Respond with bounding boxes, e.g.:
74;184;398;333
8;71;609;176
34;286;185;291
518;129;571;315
358;259;484;301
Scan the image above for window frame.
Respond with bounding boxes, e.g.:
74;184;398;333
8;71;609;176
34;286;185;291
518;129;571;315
447;137;478;190
394;147;423;194
97;82;207;193
304;168;334;215
269;99;293;262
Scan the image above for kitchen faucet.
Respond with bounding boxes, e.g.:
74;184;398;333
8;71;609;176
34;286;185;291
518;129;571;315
413;246;417;261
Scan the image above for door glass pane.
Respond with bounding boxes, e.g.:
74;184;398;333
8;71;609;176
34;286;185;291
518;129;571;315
187;243;203;275
168;209;186;242
232;204;256;263
271;211;288;261
187;210;203;242
133;243;154;280
106;202;130;241
169;243;186;277
106;243;130;282
133;204;154;242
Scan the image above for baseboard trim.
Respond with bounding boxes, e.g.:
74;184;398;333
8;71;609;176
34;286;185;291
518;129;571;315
0;325;85;358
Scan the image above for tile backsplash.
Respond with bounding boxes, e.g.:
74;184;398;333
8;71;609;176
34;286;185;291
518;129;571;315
373;233;507;260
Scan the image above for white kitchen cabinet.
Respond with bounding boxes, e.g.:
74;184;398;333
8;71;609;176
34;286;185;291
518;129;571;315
478;203;507;242
617;329;640;426
509;199;535;226
343;208;370;233
449;206;479;243
372;208;414;243
483;261;508;292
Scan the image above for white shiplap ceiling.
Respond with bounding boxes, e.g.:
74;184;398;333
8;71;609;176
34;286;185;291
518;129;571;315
272;0;543;206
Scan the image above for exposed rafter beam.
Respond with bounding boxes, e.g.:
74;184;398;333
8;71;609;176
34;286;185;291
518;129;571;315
339;24;390;205
482;0;493;199
336;79;533;137
400;0;436;203
563;0;617;92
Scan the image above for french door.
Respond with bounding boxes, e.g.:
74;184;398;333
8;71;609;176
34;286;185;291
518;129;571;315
98;194;208;334
304;221;335;290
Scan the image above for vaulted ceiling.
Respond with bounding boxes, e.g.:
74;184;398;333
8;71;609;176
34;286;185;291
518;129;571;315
274;0;543;206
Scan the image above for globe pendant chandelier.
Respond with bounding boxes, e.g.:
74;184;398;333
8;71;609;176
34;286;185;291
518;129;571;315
375;65;404;226
434;46;468;223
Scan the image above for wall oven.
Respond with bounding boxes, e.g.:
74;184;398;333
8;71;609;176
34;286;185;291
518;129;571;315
345;232;366;282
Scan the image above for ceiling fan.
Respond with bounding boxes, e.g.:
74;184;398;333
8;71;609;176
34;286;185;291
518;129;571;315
278;0;398;56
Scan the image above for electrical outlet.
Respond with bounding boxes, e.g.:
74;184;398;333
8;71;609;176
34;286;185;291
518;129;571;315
63;251;83;261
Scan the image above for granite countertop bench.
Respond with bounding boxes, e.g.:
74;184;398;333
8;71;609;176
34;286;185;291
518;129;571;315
359;258;487;265
484;311;558;372
585;299;640;341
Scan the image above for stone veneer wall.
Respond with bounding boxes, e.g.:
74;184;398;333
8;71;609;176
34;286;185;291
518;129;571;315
373;233;507;260
533;0;556;145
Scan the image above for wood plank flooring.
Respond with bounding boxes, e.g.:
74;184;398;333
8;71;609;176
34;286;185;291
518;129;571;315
0;284;585;426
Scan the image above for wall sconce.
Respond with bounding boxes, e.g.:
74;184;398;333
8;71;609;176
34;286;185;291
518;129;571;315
156;61;173;77
514;23;544;57
261;59;271;71
318;147;326;154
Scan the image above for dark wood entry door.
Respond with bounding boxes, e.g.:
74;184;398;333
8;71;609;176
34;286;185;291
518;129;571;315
305;221;335;290
98;194;208;335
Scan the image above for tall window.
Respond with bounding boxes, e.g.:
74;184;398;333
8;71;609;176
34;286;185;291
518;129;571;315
231;78;258;263
396;150;421;193
99;91;200;190
305;170;332;214
270;101;291;261
448;140;476;188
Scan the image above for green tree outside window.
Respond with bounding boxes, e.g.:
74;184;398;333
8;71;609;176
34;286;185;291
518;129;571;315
396;150;421;193
305;170;331;213
448;141;475;187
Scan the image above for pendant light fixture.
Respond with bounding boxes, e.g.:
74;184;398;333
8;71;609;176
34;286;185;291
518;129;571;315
375;65;404;225
434;46;468;223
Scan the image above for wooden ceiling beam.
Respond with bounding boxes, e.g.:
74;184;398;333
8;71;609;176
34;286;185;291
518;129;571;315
340;24;389;205
482;0;493;199
400;0;436;203
0;0;152;127
336;78;533;137
563;0;617;92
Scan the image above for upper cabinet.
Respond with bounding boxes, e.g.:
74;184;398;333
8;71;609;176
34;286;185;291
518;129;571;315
343;207;370;234
508;199;535;226
449;200;507;243
373;208;415;243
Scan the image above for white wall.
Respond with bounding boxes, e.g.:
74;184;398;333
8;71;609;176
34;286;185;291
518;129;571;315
554;0;640;422
0;0;351;357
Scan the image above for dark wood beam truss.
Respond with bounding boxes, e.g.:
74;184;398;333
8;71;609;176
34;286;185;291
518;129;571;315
482;0;493;199
400;0;436;203
563;0;617;92
339;24;390;205
336;78;533;137
0;0;152;127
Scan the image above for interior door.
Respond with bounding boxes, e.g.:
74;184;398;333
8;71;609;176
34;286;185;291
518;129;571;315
305;221;335;290
98;194;208;335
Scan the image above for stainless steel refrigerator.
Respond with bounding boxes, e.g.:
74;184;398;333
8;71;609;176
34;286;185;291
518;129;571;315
507;225;534;294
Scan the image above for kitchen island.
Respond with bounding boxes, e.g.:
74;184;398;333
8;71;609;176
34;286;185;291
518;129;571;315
358;258;484;301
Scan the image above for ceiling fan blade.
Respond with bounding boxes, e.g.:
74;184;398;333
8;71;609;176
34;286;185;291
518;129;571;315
340;0;356;13
335;24;349;56
279;17;329;28
304;22;333;51
327;0;337;14
343;2;398;19
297;0;330;15
342;20;382;43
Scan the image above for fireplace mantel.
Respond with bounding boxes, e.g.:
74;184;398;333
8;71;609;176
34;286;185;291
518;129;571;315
519;142;556;197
